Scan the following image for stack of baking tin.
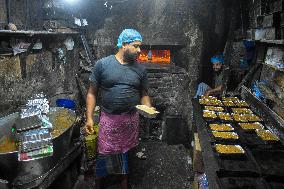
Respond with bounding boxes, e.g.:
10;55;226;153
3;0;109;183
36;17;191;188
198;95;284;188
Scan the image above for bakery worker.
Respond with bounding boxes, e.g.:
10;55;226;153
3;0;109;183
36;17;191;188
194;54;225;98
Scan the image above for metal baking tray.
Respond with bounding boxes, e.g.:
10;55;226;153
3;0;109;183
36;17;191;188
251;150;284;177
237;131;284;150
265;176;284;189
216;175;269;189
209;131;240;144
213;143;246;160
214;152;260;177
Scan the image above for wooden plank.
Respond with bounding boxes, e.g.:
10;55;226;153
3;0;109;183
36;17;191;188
193;133;203;173
193;174;199;189
194;133;201;151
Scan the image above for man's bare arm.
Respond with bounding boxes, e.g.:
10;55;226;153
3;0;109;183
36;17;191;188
205;85;223;96
85;83;98;134
141;95;152;107
140;90;152;107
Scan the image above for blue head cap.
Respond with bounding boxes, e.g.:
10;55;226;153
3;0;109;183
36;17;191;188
211;53;224;64
117;29;142;48
243;40;255;49
239;58;249;70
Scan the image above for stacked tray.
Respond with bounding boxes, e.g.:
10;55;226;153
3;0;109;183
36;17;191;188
216;175;269;189
232;113;263;122
234;123;283;149
206;123;238;143
202;110;235;123
199;96;224;107
198;96;284;183
211;131;239;143
213;144;260;176
218;112;234;123
265;176;284;189
251;150;284;177
213;144;247;160
201;97;284;184
215;157;260;177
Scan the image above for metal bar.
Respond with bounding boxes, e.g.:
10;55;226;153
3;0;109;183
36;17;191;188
222;1;240;96
234;63;262;93
5;0;10;24
19;39;37;79
80;34;94;65
19;54;27;79
241;86;284;141
25;0;28;30
0;30;79;36
75;76;88;101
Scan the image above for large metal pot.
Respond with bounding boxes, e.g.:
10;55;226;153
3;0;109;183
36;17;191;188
0;107;77;185
0;112;19;182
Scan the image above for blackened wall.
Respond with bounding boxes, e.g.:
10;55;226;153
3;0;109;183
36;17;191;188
145;64;190;115
0;0;232;129
85;0;230;130
0;0;82;117
0;35;80;117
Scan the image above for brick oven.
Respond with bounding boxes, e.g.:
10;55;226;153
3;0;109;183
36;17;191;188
137;45;191;146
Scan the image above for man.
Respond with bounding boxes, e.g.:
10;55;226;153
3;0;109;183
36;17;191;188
194;54;225;98
85;29;153;189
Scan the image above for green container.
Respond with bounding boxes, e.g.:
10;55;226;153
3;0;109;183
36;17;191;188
85;126;98;159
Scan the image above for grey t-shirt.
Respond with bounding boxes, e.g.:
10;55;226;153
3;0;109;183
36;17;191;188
89;55;149;114
214;70;224;88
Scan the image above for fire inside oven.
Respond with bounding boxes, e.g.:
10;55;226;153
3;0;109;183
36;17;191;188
138;50;170;64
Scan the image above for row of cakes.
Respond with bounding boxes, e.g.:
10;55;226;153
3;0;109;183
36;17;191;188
202;110;262;122
199;96;280;155
199;95;249;107
201;96;261;122
209;123;279;143
213;125;279;155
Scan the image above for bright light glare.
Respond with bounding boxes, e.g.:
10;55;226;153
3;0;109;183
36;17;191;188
65;0;78;4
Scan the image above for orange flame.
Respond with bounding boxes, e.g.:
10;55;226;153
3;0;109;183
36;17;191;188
138;50;170;64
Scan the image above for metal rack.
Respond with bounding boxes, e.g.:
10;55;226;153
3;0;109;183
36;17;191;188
192;93;284;189
0;30;79;36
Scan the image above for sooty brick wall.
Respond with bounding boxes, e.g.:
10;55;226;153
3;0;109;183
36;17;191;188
144;64;191;117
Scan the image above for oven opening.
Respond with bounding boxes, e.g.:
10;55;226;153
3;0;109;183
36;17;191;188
138;49;171;64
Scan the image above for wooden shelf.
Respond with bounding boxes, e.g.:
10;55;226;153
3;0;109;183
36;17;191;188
257;39;284;45
249;39;284;46
261;62;284;72
0;29;79;36
243;39;284;45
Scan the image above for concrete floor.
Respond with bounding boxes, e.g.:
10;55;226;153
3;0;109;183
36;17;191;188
128;140;193;189
73;139;193;189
